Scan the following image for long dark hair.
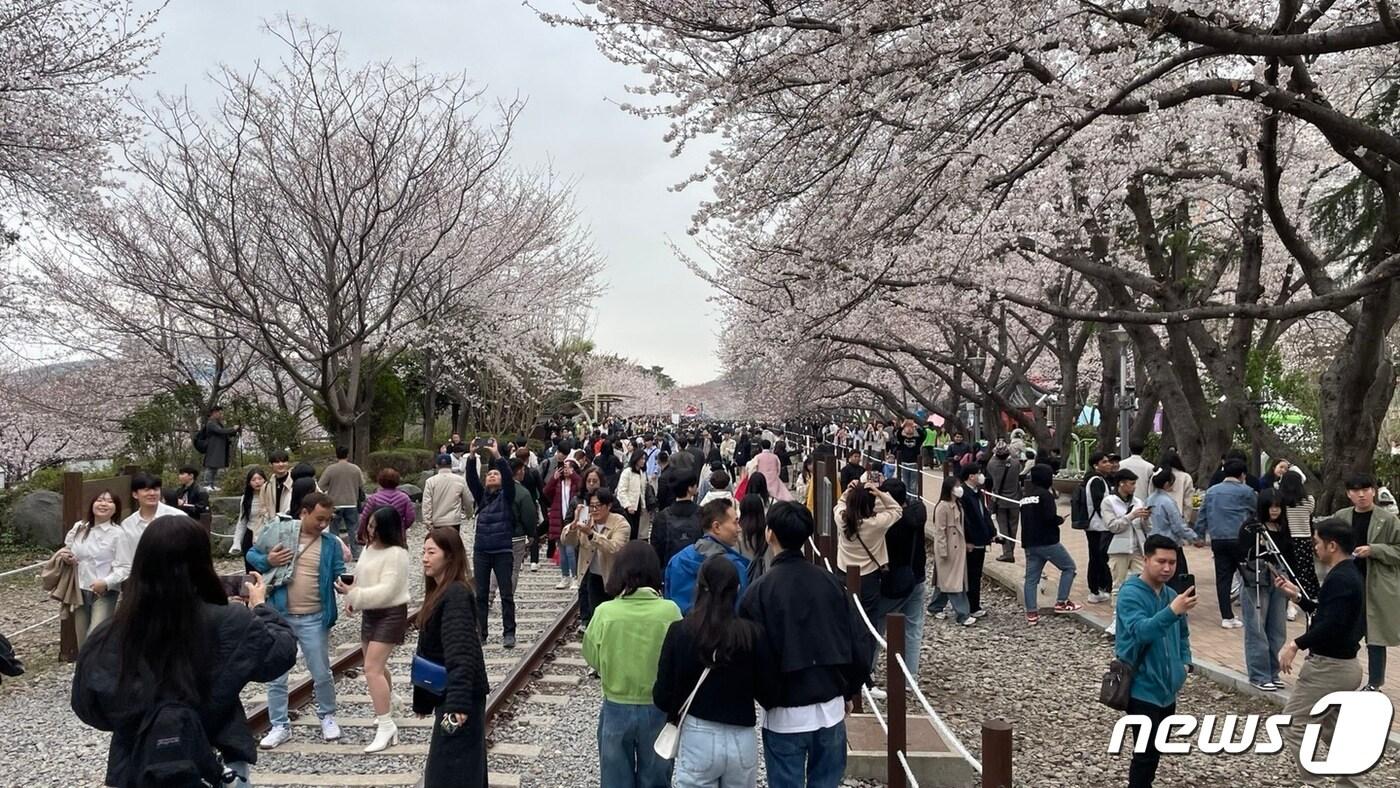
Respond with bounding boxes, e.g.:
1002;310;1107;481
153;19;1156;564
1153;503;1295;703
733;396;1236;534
1277;469;1308;507
1159;450;1187;473
628;449;647;474
939;475;958;502
369;506;407;549
1259;490;1285;525
739;493;767;557
684;557;758;666
109;515;223;699
287;477;318;517
80;490;122;539
418;527;474;628
240;467;268;524
605;540;663;598
841;484;876;540
746;471;770;503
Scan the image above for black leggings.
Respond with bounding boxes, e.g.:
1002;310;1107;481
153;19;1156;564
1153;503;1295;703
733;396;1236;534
1085;531;1112;595
967;547;986;612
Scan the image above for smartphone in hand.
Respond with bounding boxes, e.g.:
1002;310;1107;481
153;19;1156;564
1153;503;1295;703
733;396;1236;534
1178;574;1196;594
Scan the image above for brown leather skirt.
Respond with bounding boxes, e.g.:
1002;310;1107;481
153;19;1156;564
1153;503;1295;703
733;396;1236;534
361;603;409;644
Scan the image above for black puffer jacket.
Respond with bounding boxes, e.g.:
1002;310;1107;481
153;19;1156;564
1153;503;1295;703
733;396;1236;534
71;602;296;786
414;583;489;715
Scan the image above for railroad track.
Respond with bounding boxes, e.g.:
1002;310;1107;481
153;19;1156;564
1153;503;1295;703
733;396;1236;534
243;567;581;787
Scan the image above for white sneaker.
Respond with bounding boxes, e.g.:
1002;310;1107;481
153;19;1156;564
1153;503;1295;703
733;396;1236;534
554;578;569;590
1087;592;1111;604
569;579;579;590
1220;618;1244;629
530;562;539;572
1104;620;1116;637
1287;605;1298;622
321;715;342;741
866;686;887;700
259;725;291;750
228;545;242;556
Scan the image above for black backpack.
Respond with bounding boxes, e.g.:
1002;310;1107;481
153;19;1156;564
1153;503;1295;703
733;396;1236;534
1071;475;1105;531
192;425;209;455
126;700;223;788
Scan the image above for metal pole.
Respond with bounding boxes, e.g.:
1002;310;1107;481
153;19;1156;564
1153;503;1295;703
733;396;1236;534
887;613;907;788
983;718;1013;788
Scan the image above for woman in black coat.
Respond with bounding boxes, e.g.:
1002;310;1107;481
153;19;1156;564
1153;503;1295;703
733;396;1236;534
416;527;489;788
71;515;295;788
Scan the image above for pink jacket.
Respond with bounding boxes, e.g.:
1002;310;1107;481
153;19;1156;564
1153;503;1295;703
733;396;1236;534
754;451;793;502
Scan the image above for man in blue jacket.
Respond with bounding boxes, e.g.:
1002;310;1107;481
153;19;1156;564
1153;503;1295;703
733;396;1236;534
665;498;749;614
248;491;347;749
1196;458;1258;629
466;440;518;648
1114;534;1197;788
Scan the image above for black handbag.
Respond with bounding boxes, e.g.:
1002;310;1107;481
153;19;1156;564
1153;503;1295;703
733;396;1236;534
1099;642;1149;711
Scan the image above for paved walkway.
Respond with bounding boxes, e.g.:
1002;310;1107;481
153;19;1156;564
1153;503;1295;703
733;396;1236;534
914;470;1400;734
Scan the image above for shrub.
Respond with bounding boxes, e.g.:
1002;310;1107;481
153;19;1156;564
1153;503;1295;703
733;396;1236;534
366;449;436;479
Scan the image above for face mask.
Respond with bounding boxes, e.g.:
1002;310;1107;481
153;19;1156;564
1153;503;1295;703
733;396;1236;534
973;474;985;486
952;485;964;499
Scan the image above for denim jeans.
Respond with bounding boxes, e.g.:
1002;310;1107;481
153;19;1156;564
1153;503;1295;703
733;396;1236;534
267;612;335;727
223;761;250;788
673;716;758;788
877;582;925;675
898;464;921;498
598;699;672;788
761;721;847;788
473;550;515;638
73;588;118;649
559;543;578;579
928;589;971;623
1023;543;1077;611
199;466;222;489
334;507;361;559
1240;581;1288;684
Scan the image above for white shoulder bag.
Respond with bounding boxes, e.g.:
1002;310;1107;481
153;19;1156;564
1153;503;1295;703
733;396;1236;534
653;664;712;760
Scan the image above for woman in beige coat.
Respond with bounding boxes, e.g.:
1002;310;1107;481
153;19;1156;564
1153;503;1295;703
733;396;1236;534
562;486;631;630
927;476;974;625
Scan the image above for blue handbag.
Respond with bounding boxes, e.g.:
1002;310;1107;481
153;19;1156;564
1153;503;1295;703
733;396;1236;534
411;654;447;694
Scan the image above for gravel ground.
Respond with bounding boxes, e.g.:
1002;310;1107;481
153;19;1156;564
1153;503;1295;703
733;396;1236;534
911;583;1400;787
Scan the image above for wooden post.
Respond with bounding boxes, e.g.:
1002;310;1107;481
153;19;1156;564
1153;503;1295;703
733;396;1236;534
845;564;863;713
982;718;1013;788
887;613;907;788
59;472;84;663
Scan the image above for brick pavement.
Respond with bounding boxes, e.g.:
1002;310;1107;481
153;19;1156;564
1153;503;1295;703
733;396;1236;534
915;470;1400;734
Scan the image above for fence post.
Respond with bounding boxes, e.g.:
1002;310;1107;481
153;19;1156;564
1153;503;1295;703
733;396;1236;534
59;471;85;662
982;718;1013;788
887;612;907;788
845;565;863;714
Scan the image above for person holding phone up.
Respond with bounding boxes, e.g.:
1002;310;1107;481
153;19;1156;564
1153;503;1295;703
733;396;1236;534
1103;470;1154;636
1113;534;1197;788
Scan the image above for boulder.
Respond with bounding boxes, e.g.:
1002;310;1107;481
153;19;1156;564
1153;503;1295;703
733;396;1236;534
10;490;65;548
398;483;422;503
210;496;243;520
413;471;434;488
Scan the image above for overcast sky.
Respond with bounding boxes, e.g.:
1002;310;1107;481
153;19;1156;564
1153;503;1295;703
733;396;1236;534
134;1;721;385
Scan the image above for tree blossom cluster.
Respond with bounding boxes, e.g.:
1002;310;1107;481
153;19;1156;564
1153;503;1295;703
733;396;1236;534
556;1;1400;496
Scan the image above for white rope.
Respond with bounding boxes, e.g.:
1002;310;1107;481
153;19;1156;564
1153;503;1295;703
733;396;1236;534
5;613;60;640
896;652;983;773
897;750;921;788
807;535;824;558
209;531;236;540
852;591;888;650
0;560;46;580
862;685;888;734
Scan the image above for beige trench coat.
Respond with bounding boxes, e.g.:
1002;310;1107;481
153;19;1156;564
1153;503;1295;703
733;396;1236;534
927;500;968;594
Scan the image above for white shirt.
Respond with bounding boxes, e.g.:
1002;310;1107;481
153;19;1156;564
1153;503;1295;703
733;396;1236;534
115;501;185;580
64;520;130;589
1119;455;1155;503
760;696;846;734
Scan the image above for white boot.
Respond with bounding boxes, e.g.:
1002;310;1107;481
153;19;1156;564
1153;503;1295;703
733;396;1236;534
364;715;398;754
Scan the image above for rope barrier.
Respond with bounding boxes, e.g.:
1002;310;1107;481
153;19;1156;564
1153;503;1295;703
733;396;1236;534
0;560;46;581
897;652;983;773
851;591;888;650
862;685;888;734
5;613;60;640
896;750;921;788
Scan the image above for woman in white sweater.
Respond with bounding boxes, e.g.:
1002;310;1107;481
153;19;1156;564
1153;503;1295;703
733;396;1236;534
616;449;648;541
335;506;411;753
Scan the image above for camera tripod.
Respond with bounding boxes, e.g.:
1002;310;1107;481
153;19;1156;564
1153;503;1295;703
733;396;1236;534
1246;519;1313;616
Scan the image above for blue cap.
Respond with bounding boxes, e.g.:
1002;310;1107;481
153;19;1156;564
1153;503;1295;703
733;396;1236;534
436;453;453;467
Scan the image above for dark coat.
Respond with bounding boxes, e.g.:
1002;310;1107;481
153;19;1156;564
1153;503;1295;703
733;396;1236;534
71;602;296;786
466;456;515;554
739;550;875;710
414;583;489;715
651;500;703;568
166;483;210;519
960;485;996;547
201;417;238;470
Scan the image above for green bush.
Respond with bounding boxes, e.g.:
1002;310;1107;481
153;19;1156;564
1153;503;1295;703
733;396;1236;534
366;449;436;479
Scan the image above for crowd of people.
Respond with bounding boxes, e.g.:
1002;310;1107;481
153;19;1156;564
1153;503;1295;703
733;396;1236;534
48;405;1400;788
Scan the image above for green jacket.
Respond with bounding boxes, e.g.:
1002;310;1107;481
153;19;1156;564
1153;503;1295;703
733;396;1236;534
1332;506;1400;646
512;484;538;540
582;588;681;704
